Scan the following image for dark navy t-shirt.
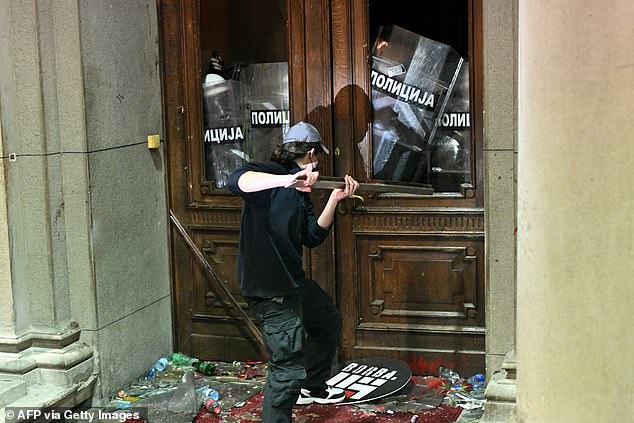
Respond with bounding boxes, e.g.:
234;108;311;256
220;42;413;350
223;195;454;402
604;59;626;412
228;161;330;297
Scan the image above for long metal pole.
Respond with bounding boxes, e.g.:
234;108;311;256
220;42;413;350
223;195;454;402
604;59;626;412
169;210;268;359
288;176;434;195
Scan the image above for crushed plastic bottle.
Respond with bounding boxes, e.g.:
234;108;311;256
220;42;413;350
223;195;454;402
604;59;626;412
204;398;222;415
197;384;223;415
154;357;169;372
135;371;199;422
201;387;219;401
468;373;486;391
437;366;461;385
196;386;220;404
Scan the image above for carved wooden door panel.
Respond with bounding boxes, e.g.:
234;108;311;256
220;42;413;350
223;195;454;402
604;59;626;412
327;0;485;376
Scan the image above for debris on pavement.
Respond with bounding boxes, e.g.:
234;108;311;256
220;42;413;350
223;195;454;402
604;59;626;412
352;376;446;414
98;355;483;423
436;367;487;411
99;353;267;423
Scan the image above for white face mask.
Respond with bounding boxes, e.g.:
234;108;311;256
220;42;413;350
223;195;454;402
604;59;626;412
300;150;319;171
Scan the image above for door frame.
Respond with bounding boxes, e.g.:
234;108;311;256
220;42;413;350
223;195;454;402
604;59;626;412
158;0;485;373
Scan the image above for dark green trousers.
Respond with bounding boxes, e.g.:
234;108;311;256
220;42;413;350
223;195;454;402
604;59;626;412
247;278;342;423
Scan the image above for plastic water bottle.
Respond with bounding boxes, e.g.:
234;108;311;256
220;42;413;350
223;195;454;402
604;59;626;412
196;386;221;413
153;357;169;372
199;387;219;401
468;373;486;391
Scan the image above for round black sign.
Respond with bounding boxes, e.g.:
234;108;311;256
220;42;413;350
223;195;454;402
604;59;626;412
326;357;412;404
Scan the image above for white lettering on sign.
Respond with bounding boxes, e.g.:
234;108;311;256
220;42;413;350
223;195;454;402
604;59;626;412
204;126;244;143
341;362;396;379
328;360;408;402
326;370;389;400
371;70;437;110
373;368;388;378
362;366;379;376
250;110;290;127
437;112;470;128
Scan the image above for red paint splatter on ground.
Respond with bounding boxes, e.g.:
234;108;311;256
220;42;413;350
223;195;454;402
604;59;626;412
406;355;453;377
422;376;445;391
193;392;462;423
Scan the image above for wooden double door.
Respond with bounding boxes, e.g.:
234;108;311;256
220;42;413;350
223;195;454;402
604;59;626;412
160;0;484;376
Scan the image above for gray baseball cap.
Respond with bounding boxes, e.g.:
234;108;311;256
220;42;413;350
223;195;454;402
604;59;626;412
283;121;330;155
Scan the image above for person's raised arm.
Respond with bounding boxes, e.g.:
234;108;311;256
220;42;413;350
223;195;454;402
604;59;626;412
237;171;295;193
237;164;320;193
317;175;359;229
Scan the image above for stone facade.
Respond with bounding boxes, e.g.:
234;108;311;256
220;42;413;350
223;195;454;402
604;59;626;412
0;0;171;408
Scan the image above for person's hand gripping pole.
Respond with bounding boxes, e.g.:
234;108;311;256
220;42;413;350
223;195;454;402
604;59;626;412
330;175;362;202
285;161;319;192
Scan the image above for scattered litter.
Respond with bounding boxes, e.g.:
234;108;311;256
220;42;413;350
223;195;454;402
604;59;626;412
104;356;482;422
436;366;488;411
153;357;169;371
104;353;267;423
133;371;199;423
353;376;446;415
171;352;197;366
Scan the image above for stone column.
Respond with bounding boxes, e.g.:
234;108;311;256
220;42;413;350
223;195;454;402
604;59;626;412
0;119;15;339
516;1;634;422
483;0;518;375
0;0;95;406
1;0;171;408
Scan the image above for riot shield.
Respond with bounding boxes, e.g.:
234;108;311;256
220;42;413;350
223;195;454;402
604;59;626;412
202;79;246;189
241;62;290;162
370;25;465;187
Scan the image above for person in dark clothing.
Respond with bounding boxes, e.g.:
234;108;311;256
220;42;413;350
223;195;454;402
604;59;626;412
228;121;359;423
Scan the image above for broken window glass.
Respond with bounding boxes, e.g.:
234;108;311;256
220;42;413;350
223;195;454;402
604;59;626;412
199;0;288;190
429;63;471;192
241;62;290;163
202;79;246;189
367;25;470;192
202;63;289;189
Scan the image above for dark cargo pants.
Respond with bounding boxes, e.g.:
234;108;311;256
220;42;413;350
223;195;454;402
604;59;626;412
247;278;342;423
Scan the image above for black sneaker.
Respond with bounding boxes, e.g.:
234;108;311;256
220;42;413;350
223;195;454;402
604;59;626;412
296;386;346;405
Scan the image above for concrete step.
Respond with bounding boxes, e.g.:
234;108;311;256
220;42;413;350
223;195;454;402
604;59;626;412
501;350;516;380
0;375;96;423
478;350;517;422
0;379;27;409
